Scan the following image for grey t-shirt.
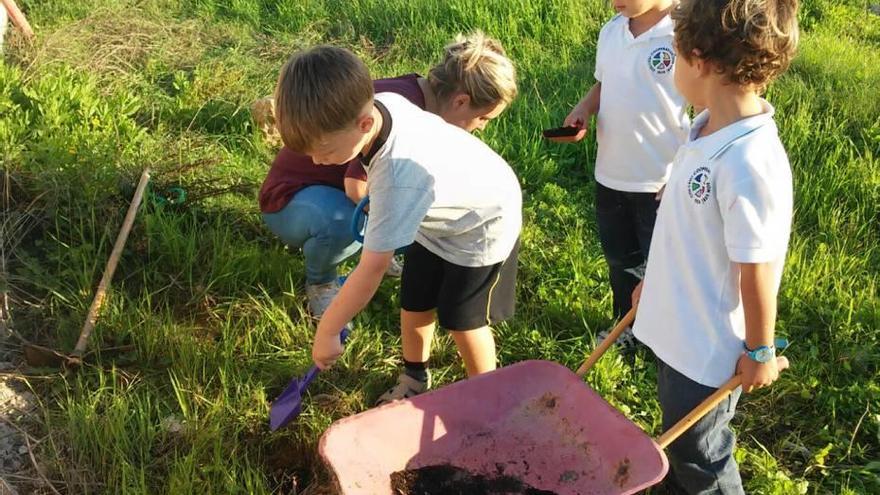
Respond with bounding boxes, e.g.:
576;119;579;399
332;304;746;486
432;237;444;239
362;93;522;267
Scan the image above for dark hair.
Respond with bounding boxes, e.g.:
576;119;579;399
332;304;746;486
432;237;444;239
673;0;799;90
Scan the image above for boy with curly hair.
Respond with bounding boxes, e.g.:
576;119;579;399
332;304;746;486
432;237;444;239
632;0;800;492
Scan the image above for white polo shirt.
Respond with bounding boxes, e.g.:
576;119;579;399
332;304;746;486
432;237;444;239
362;92;522;267
633;101;793;388
594;14;689;193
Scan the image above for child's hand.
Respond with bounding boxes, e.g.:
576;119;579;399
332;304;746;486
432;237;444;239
736;355;789;393
563;104;590;133
655;185;666;201
312;330;344;370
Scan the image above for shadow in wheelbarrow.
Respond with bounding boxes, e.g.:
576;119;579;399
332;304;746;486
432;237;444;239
319;360;667;494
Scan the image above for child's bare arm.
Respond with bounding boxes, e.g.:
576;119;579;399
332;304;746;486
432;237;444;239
582;82;602;116
344;177;368;204
564;82;601;128
736;261;785;392
312;249;393;368
741;262;777;349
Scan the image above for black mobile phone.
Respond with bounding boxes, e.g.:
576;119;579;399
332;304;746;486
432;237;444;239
542;125;582;138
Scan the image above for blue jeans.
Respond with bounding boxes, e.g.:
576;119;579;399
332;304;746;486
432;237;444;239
658;358;744;494
595;182;659;319
262;185;361;285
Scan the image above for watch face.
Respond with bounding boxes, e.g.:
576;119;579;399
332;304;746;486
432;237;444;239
755;347;774;362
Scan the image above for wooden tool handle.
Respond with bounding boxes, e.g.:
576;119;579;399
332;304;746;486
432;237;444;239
576;307;636;377
655;376;741;448
2;0;35;39
71;168;151;358
655;356;790;449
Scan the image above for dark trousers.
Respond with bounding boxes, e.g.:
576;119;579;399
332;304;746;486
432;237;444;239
595;182;659;319
657;359;744;494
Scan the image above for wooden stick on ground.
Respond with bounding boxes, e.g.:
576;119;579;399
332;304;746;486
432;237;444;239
70;168;151;360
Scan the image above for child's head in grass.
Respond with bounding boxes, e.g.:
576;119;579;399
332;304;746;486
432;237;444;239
427;31;518;132
274;46;375;165
672;0;799;103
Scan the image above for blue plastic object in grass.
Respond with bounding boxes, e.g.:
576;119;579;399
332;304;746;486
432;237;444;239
350;196;370;243
149;185;187;207
350;195;408;255
269;327;350;431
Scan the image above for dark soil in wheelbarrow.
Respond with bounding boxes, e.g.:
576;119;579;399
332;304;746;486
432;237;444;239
390;464;558;495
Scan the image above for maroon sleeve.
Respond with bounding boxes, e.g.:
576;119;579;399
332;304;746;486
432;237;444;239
259;147;349;213
344;159;368;181
373;74;426;110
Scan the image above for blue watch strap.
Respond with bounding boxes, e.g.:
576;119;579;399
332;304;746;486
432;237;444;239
743;338;788;363
743;337;789;352
747;346;773;363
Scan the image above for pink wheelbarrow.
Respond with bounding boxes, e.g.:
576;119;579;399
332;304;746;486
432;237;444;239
319;309;788;494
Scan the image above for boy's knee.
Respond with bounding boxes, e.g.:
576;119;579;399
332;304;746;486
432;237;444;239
309;211;355;244
322;223;355;244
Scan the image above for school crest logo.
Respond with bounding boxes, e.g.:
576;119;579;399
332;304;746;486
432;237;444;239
648;47;675;74
687;167;712;204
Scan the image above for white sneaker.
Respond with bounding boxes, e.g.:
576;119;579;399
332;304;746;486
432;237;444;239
306;280;341;318
375;373;430;406
385;255;404;278
597;325;637;351
624;261;647;281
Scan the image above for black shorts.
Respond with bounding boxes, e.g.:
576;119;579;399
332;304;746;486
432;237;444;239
400;239;519;331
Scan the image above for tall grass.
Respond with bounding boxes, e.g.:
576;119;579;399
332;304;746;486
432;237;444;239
1;0;877;493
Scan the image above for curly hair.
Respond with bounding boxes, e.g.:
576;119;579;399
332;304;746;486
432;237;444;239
673;0;799;90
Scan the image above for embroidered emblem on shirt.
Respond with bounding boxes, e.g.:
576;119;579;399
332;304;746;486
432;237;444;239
648;47;675;74
687;167;712;204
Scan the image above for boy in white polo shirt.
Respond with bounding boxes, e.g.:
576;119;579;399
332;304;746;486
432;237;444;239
565;0;689;347
632;0;799;492
273;46;522;402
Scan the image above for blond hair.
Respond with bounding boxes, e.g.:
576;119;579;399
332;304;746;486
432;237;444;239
428;31;518;109
274;46;373;153
673;0;799;90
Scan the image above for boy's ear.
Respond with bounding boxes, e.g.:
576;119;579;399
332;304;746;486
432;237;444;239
356;113;374;133
691;49;711;76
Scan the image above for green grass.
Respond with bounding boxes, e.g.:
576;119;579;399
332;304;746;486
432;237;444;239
1;0;878;493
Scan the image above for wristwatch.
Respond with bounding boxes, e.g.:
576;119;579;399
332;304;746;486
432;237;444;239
743;338;789;363
744;343;775;363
